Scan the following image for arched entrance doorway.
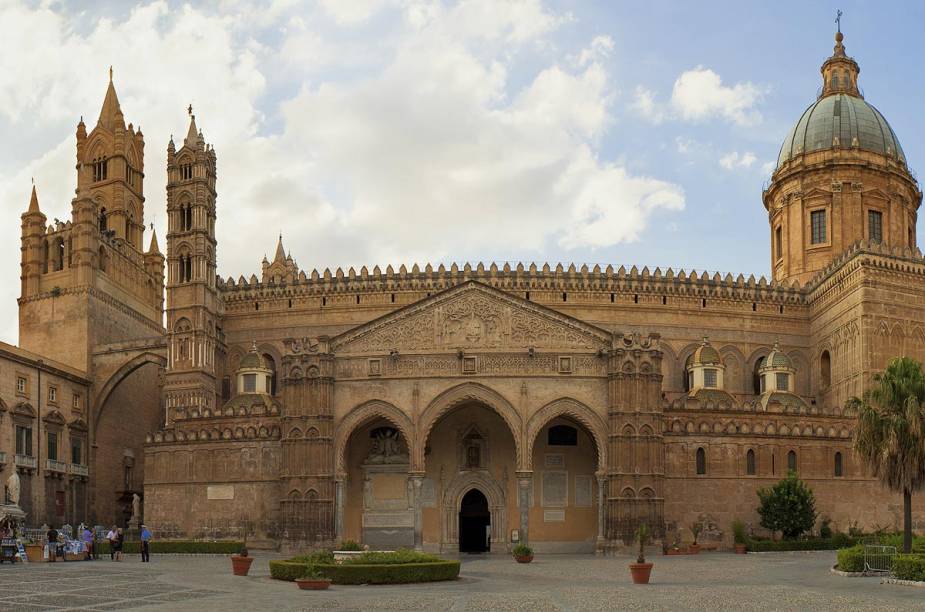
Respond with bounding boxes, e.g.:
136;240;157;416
459;489;490;553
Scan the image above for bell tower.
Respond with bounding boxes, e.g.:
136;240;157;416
164;108;223;420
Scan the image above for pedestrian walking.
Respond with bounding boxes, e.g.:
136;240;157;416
114;528;124;562
81;525;94;561
45;525;59;562
140;525;152;562
106;525;116;560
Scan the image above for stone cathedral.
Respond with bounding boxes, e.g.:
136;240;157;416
14;30;925;550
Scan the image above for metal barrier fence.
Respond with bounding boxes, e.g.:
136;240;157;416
864;543;897;574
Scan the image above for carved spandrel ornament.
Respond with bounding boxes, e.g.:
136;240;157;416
364;427;409;465
284;337;322;354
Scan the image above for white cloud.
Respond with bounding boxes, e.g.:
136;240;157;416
719;151;757;170
0;0;687;343
317;0;389;25
671;67;765;126
631;67;765;126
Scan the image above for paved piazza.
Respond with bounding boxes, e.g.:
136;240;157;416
0;552;923;611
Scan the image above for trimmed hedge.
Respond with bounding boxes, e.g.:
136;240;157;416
317;561;460;584
269;560;313;581
342;550;441;565
748;537;858;552
96;540;243;555
836;545;865;572
892;554;925;582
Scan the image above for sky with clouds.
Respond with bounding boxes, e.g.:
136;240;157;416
1;0;923;345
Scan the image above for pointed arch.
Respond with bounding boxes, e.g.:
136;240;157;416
524;397;607;470
334;399;414;477
417;382;522;471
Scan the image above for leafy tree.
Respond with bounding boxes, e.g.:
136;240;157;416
850;356;925;554
756;471;817;539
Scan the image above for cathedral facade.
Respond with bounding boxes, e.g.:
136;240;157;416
10;30;925;549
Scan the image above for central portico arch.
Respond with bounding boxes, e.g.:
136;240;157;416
416;382;523;470
443;470;506;552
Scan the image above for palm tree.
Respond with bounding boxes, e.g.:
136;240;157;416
849;357;925;553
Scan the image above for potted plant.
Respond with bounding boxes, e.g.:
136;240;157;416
512;543;533;563
629;524;653;584
231;545;254;576
688;522;703;554
295;566;332;590
732;520;748;554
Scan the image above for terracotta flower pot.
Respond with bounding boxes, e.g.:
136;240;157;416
296;577;332;590
514;553;533;564
629;562;653;584
231;554;254;576
688;544;701;554
734;543;747;554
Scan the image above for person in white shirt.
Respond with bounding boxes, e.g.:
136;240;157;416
105;526;116;561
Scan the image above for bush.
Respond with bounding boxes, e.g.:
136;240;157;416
732;520;747;545
836;545;865;572
291;550;335;565
831;532;856;549
338;540;362;551
269;560;312;581
819;517;833;540
342;549;440;565
96;540;243;555
317;561;460;584
749;538;851;552
756;471;817;539
512;543;533;556
892;554;925;581
879;533;925;553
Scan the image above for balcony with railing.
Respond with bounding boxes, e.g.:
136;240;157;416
45;458;68;473
14;453;36;469
68;463;89;477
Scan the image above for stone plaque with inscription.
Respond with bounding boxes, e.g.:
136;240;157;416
574;475;592;507
207;485;234;500
541;471;568;508
544;509;566;522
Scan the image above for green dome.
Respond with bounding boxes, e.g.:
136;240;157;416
761;344;793;370
777;94;905;169
239;350;268;370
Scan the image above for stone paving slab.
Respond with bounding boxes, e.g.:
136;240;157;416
2;551;925;611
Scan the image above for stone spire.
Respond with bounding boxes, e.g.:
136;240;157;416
820;27;861;98
97;67;126;130
27;183;41;214
148;227;161;254
273;234;286;263
184;105;199;147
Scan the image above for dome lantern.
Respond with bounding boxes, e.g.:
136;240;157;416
237;341;272;395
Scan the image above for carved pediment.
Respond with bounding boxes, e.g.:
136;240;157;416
332;281;611;354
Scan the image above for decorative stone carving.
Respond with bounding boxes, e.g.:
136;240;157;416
365;427;409;465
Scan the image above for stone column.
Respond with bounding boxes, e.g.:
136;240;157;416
516;471;532;544
595;472;607;553
410;474;424;551
334;478;345;543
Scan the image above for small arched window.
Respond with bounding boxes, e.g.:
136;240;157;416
820;350;832;389
696;447;706;475
263;353;277;395
99;207;108;232
746;449;756;475
834;452;843;477
42;240;50;274
787;450;797;472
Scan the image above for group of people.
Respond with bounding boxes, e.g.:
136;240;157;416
43;524;152;562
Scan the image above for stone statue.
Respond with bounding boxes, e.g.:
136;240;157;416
131;493;141;521
6;471;20;506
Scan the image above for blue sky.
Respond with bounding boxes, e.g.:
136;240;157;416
0;1;922;343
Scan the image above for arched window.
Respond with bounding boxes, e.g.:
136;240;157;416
753;356;766;394
67;237;74;267
42;240;50;273
746;449;756;475
834;452;843;477
262;353;277;395
99;207;108;232
54;237;65;271
696;447;706;475
820;350;831;389
787;450;797;472
548;424;578;446
98;246;108;273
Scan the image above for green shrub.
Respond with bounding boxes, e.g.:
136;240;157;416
732;520;747;545
749;538;858;552
96;540;243;555
317;561;460;584
342;549;440;565
879;533;925;553
831;532;856;549
819;517;832;540
512;543;533;556
269;560;312;581
756;471;817;539
291;550;335;565
892;554;925;581
836;545;865;572
338;540;362;551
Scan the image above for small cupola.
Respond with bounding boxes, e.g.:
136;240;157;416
237;342;272;395
685;337;724;391
758;342;795;393
820;28;861;98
